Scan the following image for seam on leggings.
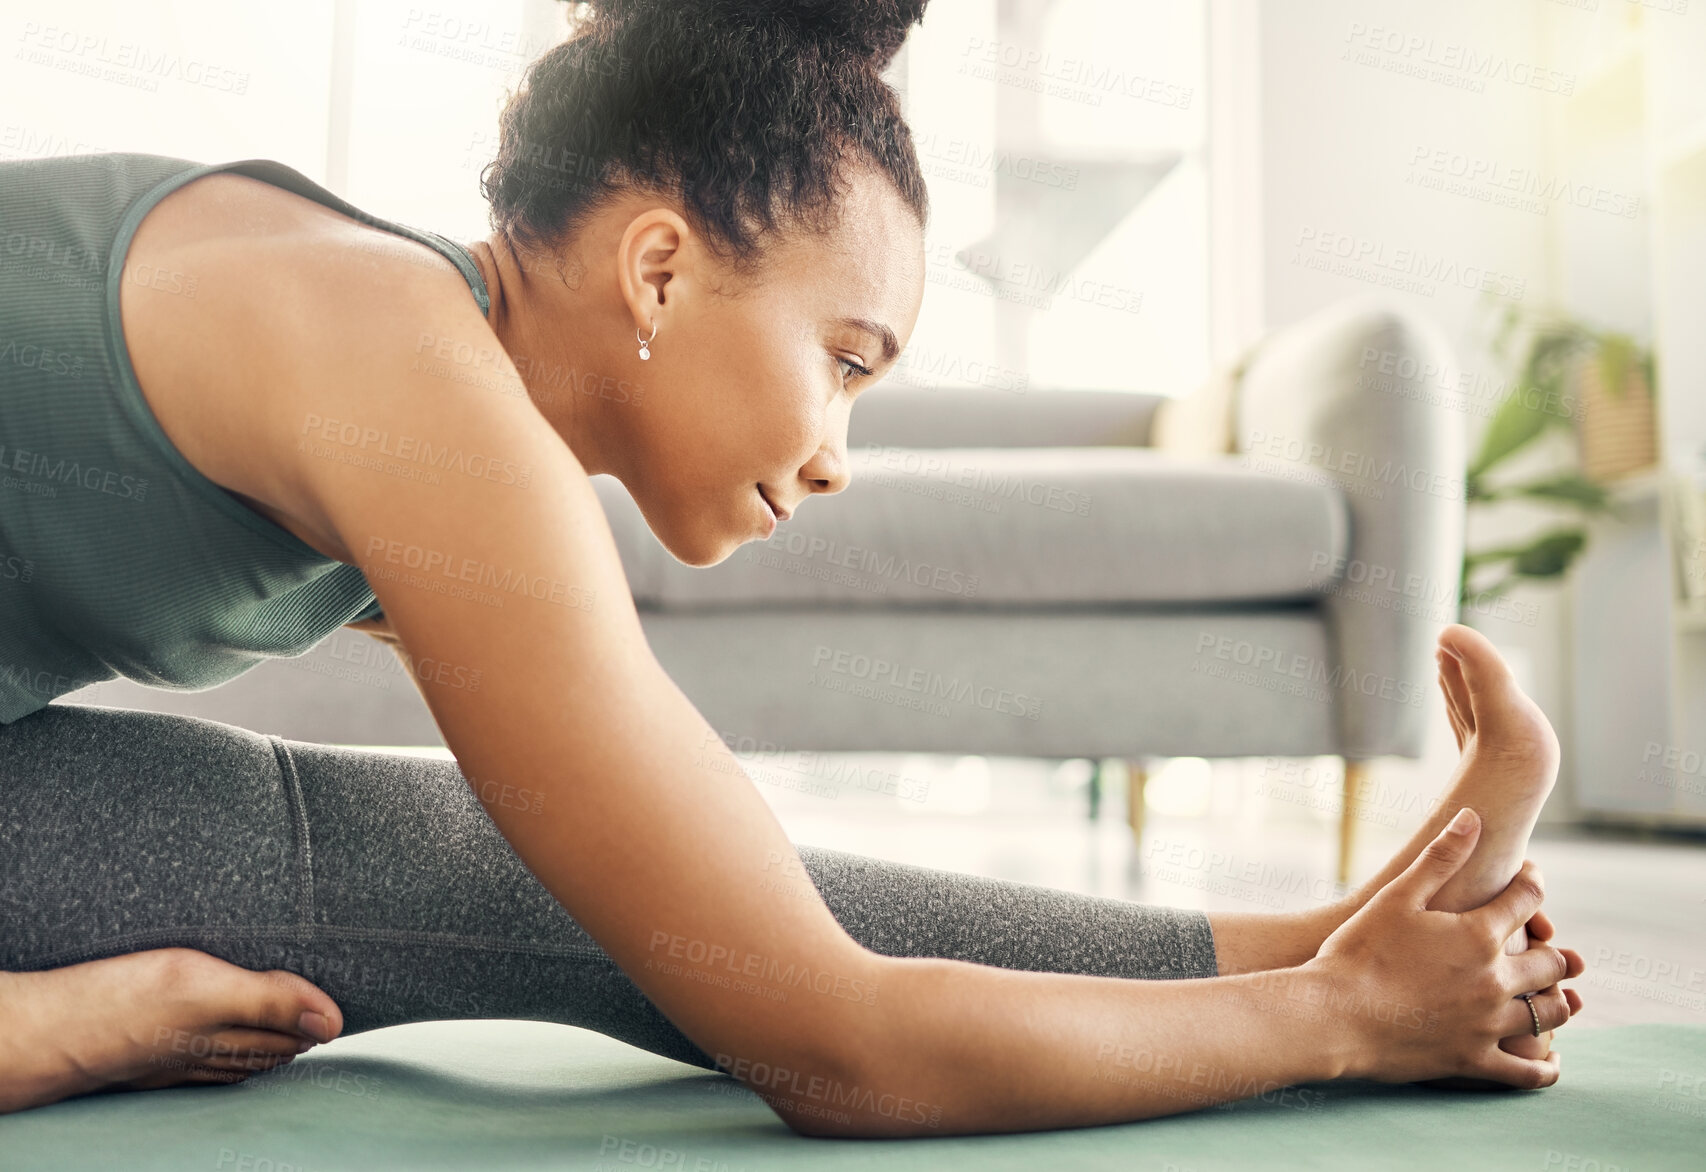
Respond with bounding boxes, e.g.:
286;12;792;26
268;735;315;936
1198;912;1222;978
21;923;612;972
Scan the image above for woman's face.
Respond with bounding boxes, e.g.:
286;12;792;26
589;166;926;567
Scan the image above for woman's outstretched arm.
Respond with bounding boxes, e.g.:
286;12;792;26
266;277;1575;1138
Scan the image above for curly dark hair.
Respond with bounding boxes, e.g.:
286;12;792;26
478;0;931;273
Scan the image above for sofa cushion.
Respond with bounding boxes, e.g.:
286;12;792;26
594;447;1349;609
845;385;1163;448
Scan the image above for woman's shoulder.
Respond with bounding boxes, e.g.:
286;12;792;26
126;168;473;319
118;172;514;564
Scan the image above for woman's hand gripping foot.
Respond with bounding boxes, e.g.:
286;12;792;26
1304;808;1584;1089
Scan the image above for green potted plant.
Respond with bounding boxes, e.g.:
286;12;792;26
1459;307;1655;609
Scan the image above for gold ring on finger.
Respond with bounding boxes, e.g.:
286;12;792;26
1519;992;1542;1037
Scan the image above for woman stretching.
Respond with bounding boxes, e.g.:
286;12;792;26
0;0;1581;1134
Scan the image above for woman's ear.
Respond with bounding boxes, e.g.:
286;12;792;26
616;208;691;334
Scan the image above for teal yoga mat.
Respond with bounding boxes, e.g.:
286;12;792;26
3;1021;1699;1171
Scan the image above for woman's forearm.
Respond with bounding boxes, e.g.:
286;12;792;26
758;955;1358;1138
774;810;1579;1138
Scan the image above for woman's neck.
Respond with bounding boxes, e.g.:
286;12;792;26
463;235;613;478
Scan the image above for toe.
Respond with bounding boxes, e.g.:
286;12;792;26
1440;626;1559;765
198;1051;297;1074
185;959;344;1045
113;1061;252;1092
266;972;344;1039
200;1028;308;1070
1438;649;1475;737
1438;623;1513;695
1441;694;1466;752
1438;665;1469;750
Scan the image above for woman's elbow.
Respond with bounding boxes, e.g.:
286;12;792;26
711;1039;881;1138
769;1077;936;1139
755;1043;947;1139
715;956;940;1137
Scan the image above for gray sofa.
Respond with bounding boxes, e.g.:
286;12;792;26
68;299;1464;883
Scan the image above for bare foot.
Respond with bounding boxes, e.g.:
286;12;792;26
1359;624;1554;1082
1254;624;1565;1073
1423;624;1560;920
1423;624;1561;1069
1211;625;1563;983
1327;625;1559;922
0;948;343;1114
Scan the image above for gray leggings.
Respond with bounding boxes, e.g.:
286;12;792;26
0;703;1219;1070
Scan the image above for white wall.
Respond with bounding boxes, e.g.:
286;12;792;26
1243;0;1581;814
1255;0;1555;340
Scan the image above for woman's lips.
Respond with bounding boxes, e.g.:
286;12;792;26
757;486;779;536
758;486;792;521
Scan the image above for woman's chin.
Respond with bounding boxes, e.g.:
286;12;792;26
661;527;742;569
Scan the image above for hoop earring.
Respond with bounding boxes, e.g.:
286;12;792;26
637;321;657;361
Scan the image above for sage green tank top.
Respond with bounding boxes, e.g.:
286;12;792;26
0;152;491;724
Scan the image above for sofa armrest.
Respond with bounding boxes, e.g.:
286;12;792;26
847;386;1167;449
1236;298;1467;760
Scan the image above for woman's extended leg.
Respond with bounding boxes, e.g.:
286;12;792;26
0;621;1564;1112
0;701;1221;1113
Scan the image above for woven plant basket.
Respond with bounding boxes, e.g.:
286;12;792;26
1577;356;1658;482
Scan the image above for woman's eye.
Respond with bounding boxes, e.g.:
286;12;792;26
837;356;873;384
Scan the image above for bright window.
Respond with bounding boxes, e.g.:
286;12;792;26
4;0;1209;393
892;0;1210;395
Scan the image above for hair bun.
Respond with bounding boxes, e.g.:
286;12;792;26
575;0;927;69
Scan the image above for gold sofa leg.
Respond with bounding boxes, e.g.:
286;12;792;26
1339;760;1368;887
1126;760;1148;846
